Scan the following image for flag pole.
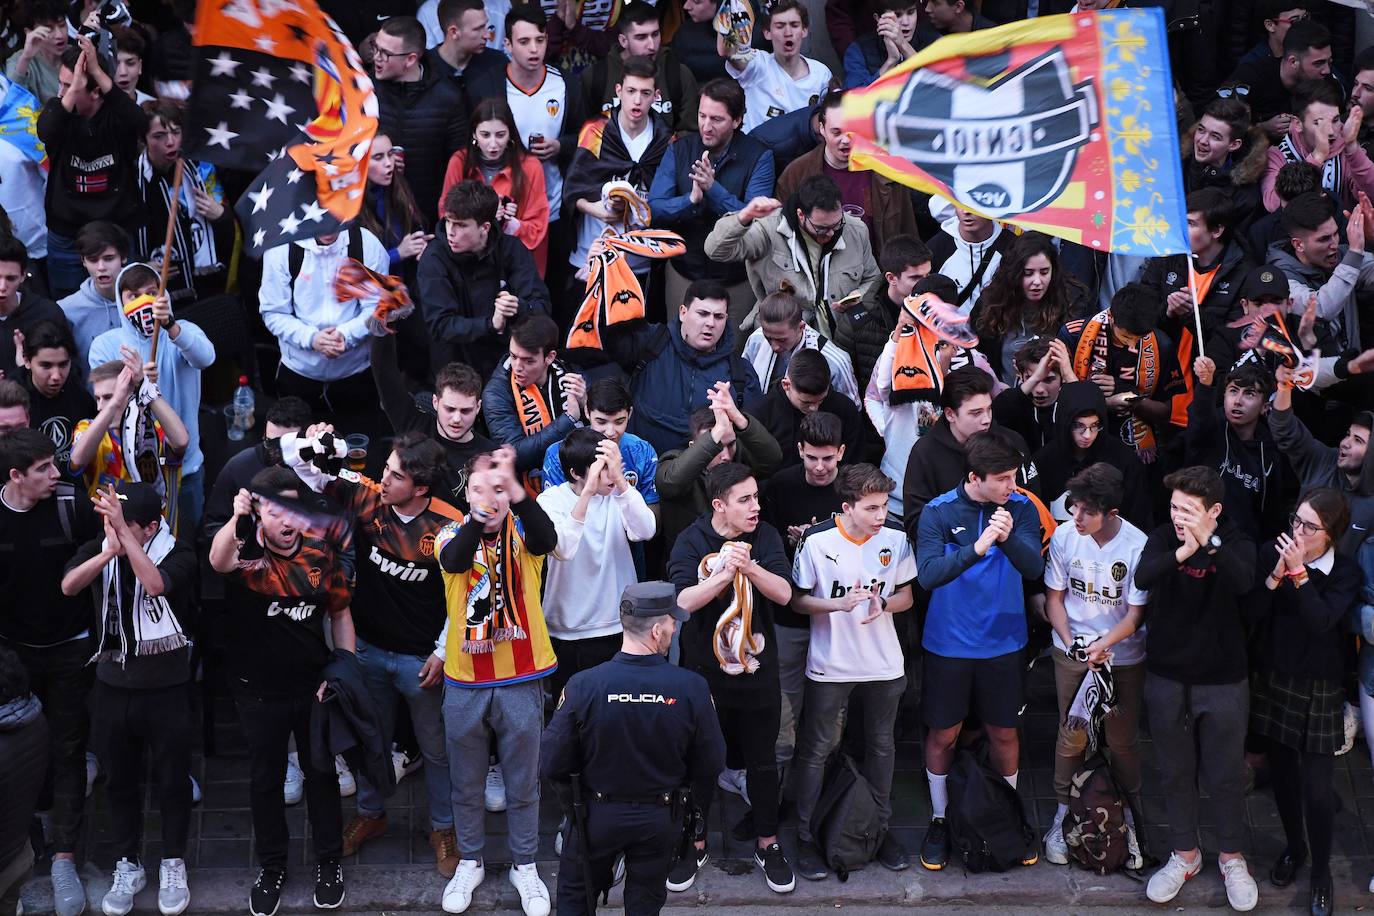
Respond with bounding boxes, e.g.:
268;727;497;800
150;158;186;365
1187;261;1206;360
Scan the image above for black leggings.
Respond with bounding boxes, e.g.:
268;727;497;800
1268;741;1335;881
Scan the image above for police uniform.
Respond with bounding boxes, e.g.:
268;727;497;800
540;583;726;915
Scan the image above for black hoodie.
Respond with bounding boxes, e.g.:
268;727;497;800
900;419;1036;543
1184;377;1286;538
1031;381;1151;530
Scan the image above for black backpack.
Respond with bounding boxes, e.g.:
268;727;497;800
946;743;1035;873
810;754;883;881
1063;750;1148;874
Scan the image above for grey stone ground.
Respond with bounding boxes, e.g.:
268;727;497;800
19;656;1374;913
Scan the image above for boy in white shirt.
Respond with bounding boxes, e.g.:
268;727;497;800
789;463;915;880
536;427;657;697
1042;461;1148;868
717;0;833;132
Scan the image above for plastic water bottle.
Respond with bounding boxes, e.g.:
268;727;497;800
229;376;254;441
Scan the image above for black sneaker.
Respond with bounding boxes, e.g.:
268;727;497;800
920;817;949;871
313;857;345;909
795;838;828;881
877;831;909;871
249;867;286;916
666;846;707;892
754;842;795;893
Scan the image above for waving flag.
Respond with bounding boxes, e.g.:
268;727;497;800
183;0;377;255
0;73;46;171
840;9;1187;257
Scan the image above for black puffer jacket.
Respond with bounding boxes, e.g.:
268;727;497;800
375;66;471;223
417;227;552;382
834;276;900;392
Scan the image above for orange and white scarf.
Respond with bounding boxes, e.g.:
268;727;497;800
698;542;762;675
1071;309;1161;456
568;228;686;351
891;292;980;405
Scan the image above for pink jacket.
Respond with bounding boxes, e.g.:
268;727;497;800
1261;121;1374;212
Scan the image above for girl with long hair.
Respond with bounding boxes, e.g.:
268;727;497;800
971;231;1087;383
440;98;549;271
1249;489;1360;916
359;132;430;273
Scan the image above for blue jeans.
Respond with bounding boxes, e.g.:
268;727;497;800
443;679;543;863
45;230;85;301
353;638;453;829
175;469;204;540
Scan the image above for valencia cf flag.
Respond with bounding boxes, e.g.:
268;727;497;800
840;9;1189;257
183;0;378;255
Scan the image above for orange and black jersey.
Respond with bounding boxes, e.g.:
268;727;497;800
226;534;351;696
328;469;465;657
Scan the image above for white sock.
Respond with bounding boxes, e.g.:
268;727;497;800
1004;771;1019;790
1055;802;1069;821
927;770;948;819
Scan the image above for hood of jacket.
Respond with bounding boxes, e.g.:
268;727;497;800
938;214;1004;257
1266;240;1331;287
0;693;41;731
1181;124;1270;186
1050;381;1109;459
668;314;738;367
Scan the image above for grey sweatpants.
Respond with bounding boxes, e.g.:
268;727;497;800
1144;673;1249;854
443;680;544;863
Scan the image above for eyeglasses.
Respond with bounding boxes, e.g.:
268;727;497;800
372;46;412;62
804;213;844;236
1071;421;1103;435
1215;84;1251;99
1288;513;1325;536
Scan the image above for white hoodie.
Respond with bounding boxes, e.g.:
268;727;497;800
929;209;1005;314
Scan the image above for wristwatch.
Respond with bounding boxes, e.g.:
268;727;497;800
1207;534;1222;552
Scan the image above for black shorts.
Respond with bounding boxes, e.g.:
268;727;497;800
921;649;1025;730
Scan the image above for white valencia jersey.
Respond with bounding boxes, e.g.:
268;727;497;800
792;518;915;683
726;50;832;133
506;65;568;221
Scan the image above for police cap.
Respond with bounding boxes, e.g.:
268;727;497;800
620;581;690;622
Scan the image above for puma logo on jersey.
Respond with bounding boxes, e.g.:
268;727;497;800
369;545;430;582
266;600;316;621
608;693;677;705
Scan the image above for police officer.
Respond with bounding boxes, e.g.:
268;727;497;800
541;582;726;915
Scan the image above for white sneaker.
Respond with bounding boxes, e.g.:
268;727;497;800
392;746;422;784
50;856;86;916
86;751;100;798
284;752;304;805
1146;851;1203;904
335;755;356;798
101;858;146;916
441;860;484;914
1043;810;1068;865
157;858;189;916
1219;856;1258;912
484;764;506;812
716;767;751;806
1338;701;1361;756
507;863;550;916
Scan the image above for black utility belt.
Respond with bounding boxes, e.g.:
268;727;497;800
591;790;674;806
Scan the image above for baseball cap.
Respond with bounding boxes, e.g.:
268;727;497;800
1239;266;1289;301
619;582;690;622
114;481;162;527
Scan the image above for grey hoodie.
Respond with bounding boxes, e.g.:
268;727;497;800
1267;240;1373;353
1270;405;1374;553
58;277;123;358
